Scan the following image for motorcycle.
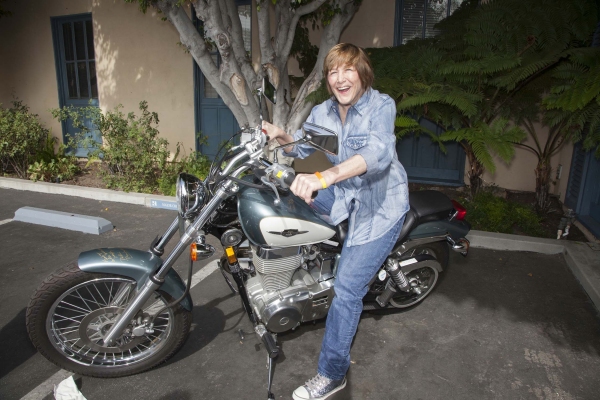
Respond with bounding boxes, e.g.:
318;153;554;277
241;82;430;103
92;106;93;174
26;79;470;399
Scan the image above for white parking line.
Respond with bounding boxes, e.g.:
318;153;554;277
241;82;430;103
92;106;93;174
20;369;72;400
0;218;12;226
20;260;219;400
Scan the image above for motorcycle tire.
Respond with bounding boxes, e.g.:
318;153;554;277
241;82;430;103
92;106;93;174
389;241;449;309
26;261;192;378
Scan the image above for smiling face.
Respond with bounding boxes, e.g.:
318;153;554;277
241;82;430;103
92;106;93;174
327;64;365;109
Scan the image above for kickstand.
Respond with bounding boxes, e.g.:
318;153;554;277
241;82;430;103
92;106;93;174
266;354;276;400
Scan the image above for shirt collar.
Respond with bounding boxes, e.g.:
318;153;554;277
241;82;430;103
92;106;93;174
327;88;372;117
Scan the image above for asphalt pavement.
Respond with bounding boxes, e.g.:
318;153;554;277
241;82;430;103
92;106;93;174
1;187;600;400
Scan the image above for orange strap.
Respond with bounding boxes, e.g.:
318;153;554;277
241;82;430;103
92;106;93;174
314;171;327;189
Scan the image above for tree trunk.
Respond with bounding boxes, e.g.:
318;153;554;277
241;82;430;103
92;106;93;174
152;0;359;159
534;159;552;214
465;144;484;198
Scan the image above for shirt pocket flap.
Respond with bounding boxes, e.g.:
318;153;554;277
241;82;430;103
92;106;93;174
345;135;368;150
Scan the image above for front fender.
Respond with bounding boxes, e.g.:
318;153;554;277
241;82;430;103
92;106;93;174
78;248;193;311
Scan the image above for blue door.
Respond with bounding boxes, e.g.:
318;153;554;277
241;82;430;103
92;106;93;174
565;144;600;237
394;0;466;185
193;1;251;158
51;14;100;157
396;118;466;186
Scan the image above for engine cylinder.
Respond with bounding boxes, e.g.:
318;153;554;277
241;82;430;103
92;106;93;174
252;246;302;292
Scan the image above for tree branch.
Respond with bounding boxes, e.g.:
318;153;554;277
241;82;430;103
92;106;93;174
287;0;358;131
157;0;248;126
224;0;258;92
281;0;328;62
192;0;260;125
257;2;274;64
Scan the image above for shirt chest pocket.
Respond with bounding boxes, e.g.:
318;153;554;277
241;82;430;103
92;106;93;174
344;134;368;151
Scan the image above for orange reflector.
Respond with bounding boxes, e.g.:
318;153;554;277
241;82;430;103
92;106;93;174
190;243;198;261
225;246;237;264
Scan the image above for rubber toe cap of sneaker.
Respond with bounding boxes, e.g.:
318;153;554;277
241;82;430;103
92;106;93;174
292;386;310;400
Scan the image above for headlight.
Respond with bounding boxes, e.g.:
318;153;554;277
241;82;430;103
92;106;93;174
176;173;206;218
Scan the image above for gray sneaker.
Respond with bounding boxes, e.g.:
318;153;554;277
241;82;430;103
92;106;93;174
292;373;347;400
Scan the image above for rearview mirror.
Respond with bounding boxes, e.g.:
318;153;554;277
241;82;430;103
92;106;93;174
301;122;338;156
262;77;276;104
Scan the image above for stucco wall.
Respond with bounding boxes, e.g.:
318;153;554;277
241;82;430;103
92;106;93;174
0;0;194;153
479;122;573;199
91;1;194;152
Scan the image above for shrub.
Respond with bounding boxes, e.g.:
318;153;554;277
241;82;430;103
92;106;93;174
27;133;79;182
53;101;170;193
463;190;544;237
158;143;211;196
0;101;49;178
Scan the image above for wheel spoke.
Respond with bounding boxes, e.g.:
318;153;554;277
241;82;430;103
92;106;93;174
54;314;86;324
57;300;93;314
93;283;108;306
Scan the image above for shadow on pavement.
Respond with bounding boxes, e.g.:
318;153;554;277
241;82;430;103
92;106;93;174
0;308;37;379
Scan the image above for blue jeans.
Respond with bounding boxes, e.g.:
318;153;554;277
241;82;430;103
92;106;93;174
312;187;405;380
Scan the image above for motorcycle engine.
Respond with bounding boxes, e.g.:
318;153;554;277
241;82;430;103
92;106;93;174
243;245;338;333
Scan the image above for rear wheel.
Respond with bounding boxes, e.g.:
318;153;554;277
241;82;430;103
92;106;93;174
368;242;448;309
26;262;192;378
390;242;448;308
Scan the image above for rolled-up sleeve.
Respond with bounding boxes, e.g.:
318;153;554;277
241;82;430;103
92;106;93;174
356;96;397;178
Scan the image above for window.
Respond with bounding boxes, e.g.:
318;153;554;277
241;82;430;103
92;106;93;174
395;0;465;45
61;18;98;99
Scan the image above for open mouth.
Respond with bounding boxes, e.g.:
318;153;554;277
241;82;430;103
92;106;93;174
337;86;350;94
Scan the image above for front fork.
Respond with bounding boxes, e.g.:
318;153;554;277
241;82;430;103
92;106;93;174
102;183;236;346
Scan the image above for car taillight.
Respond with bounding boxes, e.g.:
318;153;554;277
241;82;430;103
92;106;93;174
451;199;467;220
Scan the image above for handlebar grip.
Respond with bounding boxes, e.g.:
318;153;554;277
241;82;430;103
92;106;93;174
283;172;295;186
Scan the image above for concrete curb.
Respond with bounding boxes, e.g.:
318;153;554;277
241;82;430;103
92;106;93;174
0;177;175;208
467;230;600;312
2;177;599;311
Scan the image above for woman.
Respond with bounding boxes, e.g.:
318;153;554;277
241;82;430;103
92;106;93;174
262;43;410;400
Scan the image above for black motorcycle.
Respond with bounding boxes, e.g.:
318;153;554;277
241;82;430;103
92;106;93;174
26;79;470;399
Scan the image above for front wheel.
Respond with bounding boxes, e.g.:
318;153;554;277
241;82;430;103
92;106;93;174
26;262;192;378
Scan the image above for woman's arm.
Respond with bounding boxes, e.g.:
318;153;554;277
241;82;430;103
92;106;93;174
291;155;367;204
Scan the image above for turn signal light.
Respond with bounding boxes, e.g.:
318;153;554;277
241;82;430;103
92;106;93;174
451;200;467;220
190;243;198;261
225;246;238;264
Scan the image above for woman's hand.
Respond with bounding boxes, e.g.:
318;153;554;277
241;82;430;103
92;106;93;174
262;121;295;152
262;121;286;140
291;173;325;204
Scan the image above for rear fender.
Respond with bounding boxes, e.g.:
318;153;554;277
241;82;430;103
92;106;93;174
408;219;471;242
78;248;193;311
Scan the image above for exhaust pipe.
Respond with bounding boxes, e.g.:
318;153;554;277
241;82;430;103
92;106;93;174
447;236;469;256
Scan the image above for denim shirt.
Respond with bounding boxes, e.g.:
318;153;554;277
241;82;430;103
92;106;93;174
285;88;410;247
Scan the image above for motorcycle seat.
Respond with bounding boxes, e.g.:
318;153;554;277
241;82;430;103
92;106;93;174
334;191;454;246
409;190;454;222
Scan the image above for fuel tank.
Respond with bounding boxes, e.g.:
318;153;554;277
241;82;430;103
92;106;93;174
237;184;335;247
